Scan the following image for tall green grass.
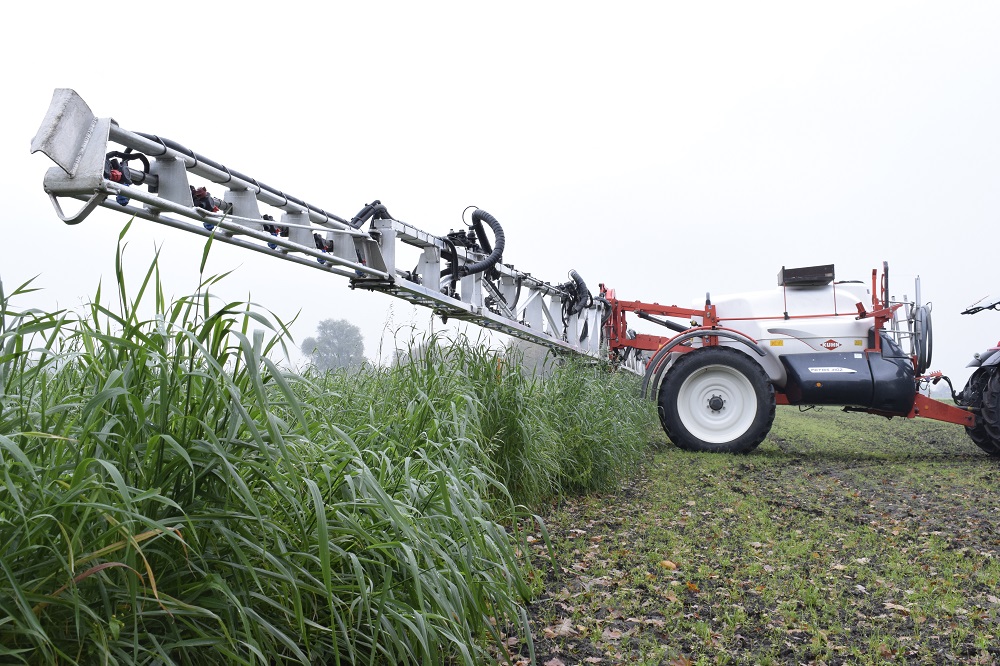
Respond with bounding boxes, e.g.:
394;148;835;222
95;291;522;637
313;336;654;509
0;227;655;664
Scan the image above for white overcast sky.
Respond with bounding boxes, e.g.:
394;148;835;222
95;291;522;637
3;1;999;385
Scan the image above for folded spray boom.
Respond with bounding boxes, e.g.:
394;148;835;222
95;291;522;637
31;89;627;367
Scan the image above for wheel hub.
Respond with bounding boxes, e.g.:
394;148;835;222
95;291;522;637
674;362;759;444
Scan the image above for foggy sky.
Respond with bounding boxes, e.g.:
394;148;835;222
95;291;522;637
4;2;999;389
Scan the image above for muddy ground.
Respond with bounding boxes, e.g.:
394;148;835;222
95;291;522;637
504;409;1000;665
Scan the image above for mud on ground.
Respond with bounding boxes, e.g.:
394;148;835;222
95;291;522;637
502;409;1000;665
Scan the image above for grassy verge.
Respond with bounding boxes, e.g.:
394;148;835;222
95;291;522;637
521;406;1000;665
0;228;656;664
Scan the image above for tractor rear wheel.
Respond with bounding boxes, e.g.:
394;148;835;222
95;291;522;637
658;346;775;453
960;368;1000;456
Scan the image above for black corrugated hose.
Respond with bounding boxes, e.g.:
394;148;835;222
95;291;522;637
459;209;505;277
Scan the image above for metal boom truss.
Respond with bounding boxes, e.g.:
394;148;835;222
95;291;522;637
31;88;636;368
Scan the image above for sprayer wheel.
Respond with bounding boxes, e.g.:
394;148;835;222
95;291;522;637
658;346;775;453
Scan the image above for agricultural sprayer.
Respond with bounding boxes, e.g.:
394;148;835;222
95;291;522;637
29;89;991;454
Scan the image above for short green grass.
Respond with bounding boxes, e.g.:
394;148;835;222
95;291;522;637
522;406;1000;665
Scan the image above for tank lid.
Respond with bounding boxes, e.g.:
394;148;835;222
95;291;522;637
778;264;835;287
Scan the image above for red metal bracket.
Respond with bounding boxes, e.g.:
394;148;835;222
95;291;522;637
908;394;975;427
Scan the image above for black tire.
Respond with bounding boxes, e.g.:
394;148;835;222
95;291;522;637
960;368;1000;456
981;373;1000;445
658;346;776;453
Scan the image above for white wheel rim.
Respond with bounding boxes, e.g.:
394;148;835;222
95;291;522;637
676;364;757;444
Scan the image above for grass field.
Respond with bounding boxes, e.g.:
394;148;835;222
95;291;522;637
6;229;998;665
0;233;655;665
518;407;1000;665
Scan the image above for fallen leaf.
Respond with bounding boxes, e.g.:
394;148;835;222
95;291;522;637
542;618;577;638
659;560;678;570
602;628;623;641
876;643;895;658
544;659;566;666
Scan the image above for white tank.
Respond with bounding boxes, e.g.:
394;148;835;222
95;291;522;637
692;282;874;387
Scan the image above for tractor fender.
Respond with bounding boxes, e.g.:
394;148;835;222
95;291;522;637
968;347;1000;369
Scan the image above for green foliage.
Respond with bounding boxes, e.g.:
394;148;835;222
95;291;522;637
305;335;655;507
0;230;658;664
543;357;652;494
